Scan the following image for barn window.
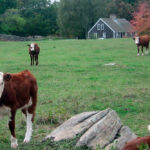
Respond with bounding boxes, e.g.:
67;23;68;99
97;24;100;30
101;24;104;30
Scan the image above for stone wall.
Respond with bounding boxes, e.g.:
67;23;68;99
0;34;46;41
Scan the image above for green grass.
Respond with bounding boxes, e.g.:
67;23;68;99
0;38;150;149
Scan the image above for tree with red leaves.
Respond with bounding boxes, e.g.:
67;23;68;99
130;2;150;35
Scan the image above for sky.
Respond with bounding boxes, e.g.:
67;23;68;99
51;0;60;3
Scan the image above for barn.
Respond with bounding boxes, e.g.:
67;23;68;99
88;15;134;39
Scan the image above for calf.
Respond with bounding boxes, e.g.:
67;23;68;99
27;43;40;65
0;70;38;148
133;35;150;56
123;136;150;150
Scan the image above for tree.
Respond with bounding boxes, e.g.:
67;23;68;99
0;0;16;14
0;9;26;36
130;2;150;35
57;0;94;39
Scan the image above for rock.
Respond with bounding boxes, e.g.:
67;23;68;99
104;63;116;66
45;108;110;141
0;34;45;41
45;108;136;150
105;126;137;150
76;110;122;149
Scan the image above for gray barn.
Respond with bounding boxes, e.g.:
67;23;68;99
88;15;134;39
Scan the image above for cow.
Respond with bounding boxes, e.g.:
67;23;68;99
0;70;38;148
123;136;150;150
27;43;40;66
133;35;150;56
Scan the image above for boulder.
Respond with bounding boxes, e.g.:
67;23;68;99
45;108;136;150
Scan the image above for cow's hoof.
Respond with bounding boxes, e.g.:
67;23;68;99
142;53;144;56
11;143;18;149
23;139;30;144
137;53;140;56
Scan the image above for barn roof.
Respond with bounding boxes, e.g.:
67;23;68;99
101;18;132;32
88;17;133;33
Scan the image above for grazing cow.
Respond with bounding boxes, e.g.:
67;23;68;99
133;35;150;56
123;136;150;150
0;70;38;148
27;43;40;65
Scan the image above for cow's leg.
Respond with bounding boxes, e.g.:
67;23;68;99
22;108;27;121
36;55;38;65
145;45;149;55
137;46;140;56
30;55;33;65
141;46;144;56
24;94;37;143
9;110;18;148
148;125;150;131
23;111;33;143
145;48;149;54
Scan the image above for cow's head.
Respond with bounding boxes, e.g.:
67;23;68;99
134;37;140;44
0;72;11;86
27;43;35;51
0;72;11;97
4;73;11;81
30;43;35;51
0;72;4;86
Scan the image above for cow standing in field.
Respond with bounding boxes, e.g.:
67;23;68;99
27;43;40;65
133;35;150;56
0;70;38;148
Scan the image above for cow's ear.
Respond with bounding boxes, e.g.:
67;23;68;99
133;37;135;40
4;73;12;81
27;44;30;47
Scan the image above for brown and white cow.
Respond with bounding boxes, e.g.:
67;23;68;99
27;43;40;65
123;136;150;150
133;35;150;56
0;70;38;148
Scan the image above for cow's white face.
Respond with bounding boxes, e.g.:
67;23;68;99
30;43;35;51
135;37;140;44
0;72;4;98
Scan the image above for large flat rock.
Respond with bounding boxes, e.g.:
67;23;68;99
45;108;110;141
76;110;122;149
45;108;136;150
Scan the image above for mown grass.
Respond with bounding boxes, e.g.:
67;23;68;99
0;38;150;149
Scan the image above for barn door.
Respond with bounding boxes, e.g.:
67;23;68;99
93;33;98;39
102;32;106;38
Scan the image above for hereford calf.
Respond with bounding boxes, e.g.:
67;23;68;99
133;35;150;56
123;136;150;150
0;70;37;148
27;43;40;65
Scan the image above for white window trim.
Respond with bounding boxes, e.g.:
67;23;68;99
101;24;104;30
97;24;100;30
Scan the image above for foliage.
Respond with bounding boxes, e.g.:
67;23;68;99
0;9;26;35
57;0;93;39
57;0;134;38
0;0;59;36
0;0;16;14
138;143;150;150
0;0;146;38
130;2;150;35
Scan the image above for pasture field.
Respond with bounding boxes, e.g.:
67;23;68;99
0;38;150;149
